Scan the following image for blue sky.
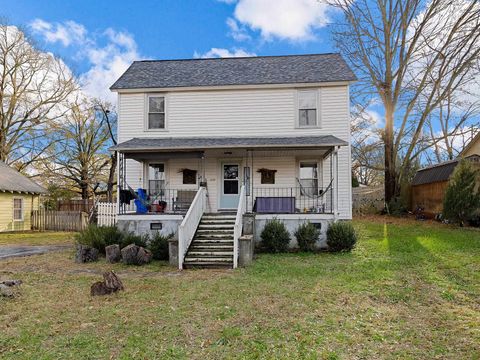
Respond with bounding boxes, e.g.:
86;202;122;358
2;0;337;101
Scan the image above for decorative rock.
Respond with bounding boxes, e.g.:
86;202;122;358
121;244;152;265
0;284;13;297
121;244;140;265
136;247;153;265
75;245;99;263
90;271;124;296
0;279;22;297
105;244;121;263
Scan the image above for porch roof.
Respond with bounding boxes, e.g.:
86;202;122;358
111;135;348;153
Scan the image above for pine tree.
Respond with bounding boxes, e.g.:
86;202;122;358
443;159;480;226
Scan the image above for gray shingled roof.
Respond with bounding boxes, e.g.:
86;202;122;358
412;160;458;186
111;135;348;152
0;161;47;194
110;53;356;90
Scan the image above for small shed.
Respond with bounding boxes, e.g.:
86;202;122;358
0;161;47;232
411;155;480;217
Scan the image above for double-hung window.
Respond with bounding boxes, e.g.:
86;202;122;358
13;198;23;221
299;162;319;196
147;96;165;129
298;90;318;127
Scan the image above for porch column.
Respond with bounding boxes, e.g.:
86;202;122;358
333;147;339;220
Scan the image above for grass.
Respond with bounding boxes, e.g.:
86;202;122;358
0;231;75;246
1;216;479;359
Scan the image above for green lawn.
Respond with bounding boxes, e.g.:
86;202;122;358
1;217;479;359
0;231;75;246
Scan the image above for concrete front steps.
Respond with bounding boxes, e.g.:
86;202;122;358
183;213;236;269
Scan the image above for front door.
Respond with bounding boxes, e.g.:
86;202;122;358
220;162;240;209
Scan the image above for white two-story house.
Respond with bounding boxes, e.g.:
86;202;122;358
110;53;356;269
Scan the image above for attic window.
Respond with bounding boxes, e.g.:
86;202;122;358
258;168;276;184
180;169;197;185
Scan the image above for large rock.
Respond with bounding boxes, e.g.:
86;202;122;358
0;279;22;298
90;271;124;296
75;245;99;263
105;244;121;263
121;244;152;265
136;247;153;265
121;244;139;265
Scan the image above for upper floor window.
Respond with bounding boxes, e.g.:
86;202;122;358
148;96;165;129
298;90;317;127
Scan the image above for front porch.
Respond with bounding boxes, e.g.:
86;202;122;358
112;135;348;269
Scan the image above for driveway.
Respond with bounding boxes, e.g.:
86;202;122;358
0;245;71;260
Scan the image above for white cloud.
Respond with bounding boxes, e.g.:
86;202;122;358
226;17;250;41
30;19;87;46
232;0;330;41
30;20;142;103
194;47;256;58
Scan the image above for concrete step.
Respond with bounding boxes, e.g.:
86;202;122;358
183;262;233;269
184;256;233;262
194;234;234;240
192;238;234;244
190;244;233;250
198;224;235;230
202;215;236;220
187;251;233;257
196;229;234;235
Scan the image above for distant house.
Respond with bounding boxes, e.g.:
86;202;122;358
411;133;480;216
0;161;46;232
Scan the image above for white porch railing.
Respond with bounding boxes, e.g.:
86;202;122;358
233;185;246;269
178;187;207;269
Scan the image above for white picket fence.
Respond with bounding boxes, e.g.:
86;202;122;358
97;202;118;226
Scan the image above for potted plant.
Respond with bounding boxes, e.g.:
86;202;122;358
158;200;167;213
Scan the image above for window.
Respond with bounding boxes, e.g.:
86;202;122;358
299;162;318;196
258;168;276;184
298;90;317;127
182;169;197;185
148;163;165;195
147;96;165;129
13;198;23;221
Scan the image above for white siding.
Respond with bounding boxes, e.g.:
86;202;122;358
118;85;352;218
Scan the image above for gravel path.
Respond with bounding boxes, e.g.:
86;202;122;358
0;245;72;260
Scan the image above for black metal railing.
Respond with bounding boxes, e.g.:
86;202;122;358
250;186;333;214
119;187;198;215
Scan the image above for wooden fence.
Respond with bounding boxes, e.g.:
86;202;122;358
31;210;89;232
57;199;95;213
97;202;118;226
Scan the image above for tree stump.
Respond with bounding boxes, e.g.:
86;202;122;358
105;244;121;263
75;245;99;263
0;279;22;298
121;244;139;265
90;271;124;296
136;247;153;265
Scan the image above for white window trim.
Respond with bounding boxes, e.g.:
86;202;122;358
13;197;24;221
297;159;323;190
145;93;168;132
295;89;321;129
144;161;168;189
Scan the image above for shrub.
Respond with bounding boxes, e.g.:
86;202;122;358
75;225;126;254
148;232;173;260
260;218;291;253
326;221;357;252
294;222;320;252
386;197;408;216
121;232;148;249
75;225;110;254
443;159;480;226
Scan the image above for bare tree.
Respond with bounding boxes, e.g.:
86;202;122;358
93;101;117;202
43;98;111;199
329;0;480;202
0;23;77;172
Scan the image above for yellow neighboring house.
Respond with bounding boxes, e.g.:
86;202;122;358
460;131;480;158
0;161;47;232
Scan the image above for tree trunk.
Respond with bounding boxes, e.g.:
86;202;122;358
106;153;117;203
384;103;396;204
